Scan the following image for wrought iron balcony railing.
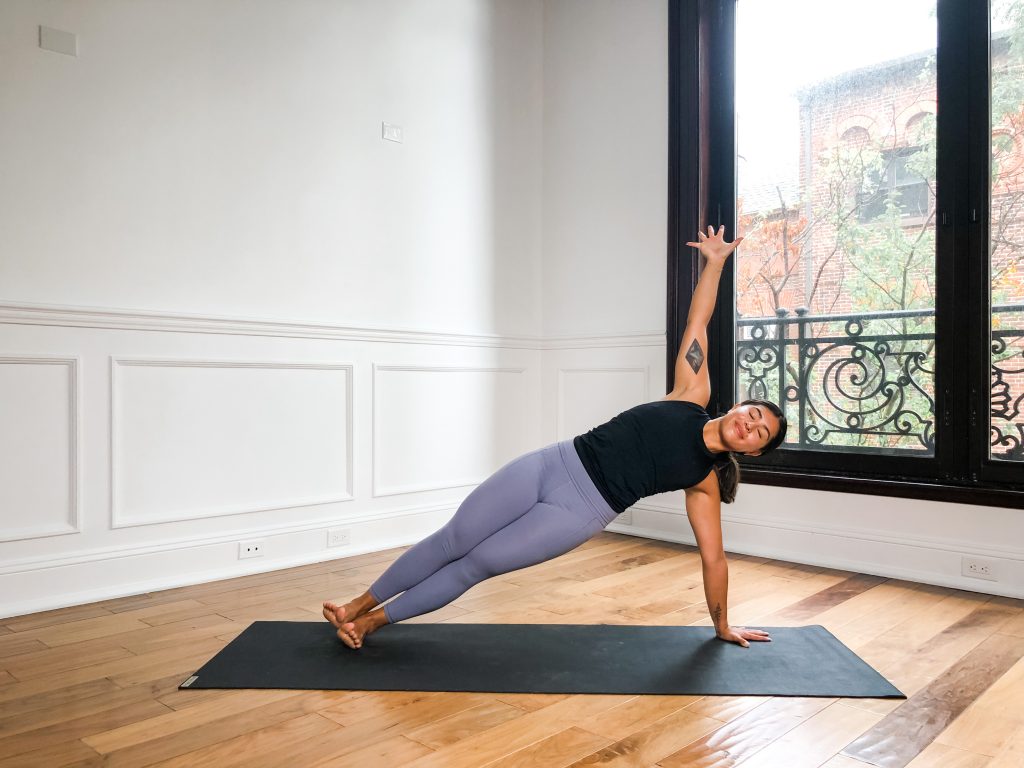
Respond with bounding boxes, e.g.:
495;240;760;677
736;304;1024;460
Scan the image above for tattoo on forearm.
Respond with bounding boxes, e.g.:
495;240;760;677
685;339;705;374
712;602;722;630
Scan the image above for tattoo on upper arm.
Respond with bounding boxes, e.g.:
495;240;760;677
685;339;705;374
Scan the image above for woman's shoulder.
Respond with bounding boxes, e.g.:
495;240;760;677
657;391;711;411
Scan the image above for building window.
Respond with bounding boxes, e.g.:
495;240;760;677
857;146;931;222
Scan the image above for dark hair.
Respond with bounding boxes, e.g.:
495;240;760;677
711;398;788;504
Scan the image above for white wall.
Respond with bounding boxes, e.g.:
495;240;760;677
0;0;549;617
0;0;543;336
1;0;1019;620
541;0;668;338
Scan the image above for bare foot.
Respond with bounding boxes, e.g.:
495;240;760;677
322;598;366;629
338;608;387;650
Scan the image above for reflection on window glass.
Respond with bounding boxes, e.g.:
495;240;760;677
735;0;937;456
990;0;1024;463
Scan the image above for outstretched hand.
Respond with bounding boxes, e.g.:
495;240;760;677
716;625;772;648
686;225;744;268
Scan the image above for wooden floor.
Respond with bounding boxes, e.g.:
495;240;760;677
1;531;1023;768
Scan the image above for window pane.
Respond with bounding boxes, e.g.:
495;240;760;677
990;0;1024;463
735;0;937;455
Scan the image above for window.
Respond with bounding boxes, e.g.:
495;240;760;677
856;146;931;222
667;0;1024;508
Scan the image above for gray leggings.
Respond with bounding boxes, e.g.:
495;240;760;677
368;439;619;624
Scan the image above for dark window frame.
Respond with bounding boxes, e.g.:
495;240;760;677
667;0;1024;510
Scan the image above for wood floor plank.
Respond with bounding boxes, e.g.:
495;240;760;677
994;605;1024;638
392;694;632;768
0;697;172;762
558;706;724;767
682;695;773;724
146;711;342;768
402;700;530;749
817;755;877;768
904;742;993;768
0;675;180;741
933;652;1024;756
0;636;48;661
841;632;1024;768
310;691;516;764
571;695;701;742
96;691;352;767
0;677;122;721
426;725;609;768
304;732;435;767
728;702;883;768
4;614;152;649
2;636;135;681
773;573;889;622
1;603;114;633
491;692;573;713
833;590;1000;717
81;689;300;754
987;720;1024;768
798;580;926;633
657;696;836;767
0;737;102;768
114;614;241;656
0;637;226;706
825;583;954;650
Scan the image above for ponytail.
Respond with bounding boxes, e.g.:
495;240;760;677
711;451;740;504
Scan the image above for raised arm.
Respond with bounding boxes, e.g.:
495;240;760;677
668;226;744;402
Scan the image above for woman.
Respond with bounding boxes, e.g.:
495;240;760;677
324;225;787;650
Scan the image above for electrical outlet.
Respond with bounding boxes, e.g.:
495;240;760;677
327;528;350;548
239;540;264;559
962;555;996;581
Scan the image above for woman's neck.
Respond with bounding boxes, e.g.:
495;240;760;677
703;418;729;454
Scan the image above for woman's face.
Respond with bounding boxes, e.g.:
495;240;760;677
723;403;781;455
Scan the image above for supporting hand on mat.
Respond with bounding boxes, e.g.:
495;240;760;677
685;225;744;269
716;625;772;648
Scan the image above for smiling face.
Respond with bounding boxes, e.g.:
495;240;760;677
721;402;782;456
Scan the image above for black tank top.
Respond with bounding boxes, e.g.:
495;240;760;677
572;399;725;514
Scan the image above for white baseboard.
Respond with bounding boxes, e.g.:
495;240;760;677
620;504;1024;600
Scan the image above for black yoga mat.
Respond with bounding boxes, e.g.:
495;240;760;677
180;621;905;698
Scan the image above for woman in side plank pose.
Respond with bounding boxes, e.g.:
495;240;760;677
324;225;787;649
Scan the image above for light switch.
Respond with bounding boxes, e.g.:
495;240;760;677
382;123;403;143
39;25;77;57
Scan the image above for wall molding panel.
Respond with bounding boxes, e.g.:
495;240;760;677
371;364;530;497
0;354;81;543
110;356;355;528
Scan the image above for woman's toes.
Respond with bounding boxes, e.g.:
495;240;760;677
322;601;345;628
337;626;356;649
